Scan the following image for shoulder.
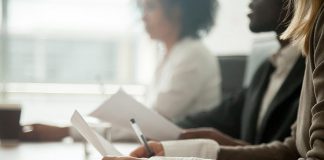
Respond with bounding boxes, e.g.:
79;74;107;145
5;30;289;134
172;38;215;66
313;4;324;45
315;3;324;32
312;3;324;66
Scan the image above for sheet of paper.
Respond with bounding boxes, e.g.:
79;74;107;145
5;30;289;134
89;89;183;141
70;110;122;156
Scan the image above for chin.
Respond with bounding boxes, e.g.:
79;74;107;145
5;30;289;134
146;32;155;39
149;35;159;40
249;25;266;33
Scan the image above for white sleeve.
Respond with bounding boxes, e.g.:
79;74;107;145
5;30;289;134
148;157;213;160
161;139;219;159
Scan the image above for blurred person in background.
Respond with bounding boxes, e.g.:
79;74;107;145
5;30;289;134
19;0;221;141
141;0;221;122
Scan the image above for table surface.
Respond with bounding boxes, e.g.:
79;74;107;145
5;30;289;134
0;142;140;160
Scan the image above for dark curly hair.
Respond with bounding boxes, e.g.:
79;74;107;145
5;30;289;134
160;0;218;39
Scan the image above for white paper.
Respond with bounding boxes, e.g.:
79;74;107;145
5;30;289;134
89;89;183;140
70;111;122;156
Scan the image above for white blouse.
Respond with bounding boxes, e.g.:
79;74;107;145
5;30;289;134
147;38;222;121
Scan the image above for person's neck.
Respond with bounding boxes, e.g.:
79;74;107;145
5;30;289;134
276;30;290;49
277;37;290;49
163;35;180;55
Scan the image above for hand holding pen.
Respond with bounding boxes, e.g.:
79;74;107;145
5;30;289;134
130;141;164;158
130;118;157;157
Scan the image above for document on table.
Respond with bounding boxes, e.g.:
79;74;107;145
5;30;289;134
89;89;183;141
70;110;122;156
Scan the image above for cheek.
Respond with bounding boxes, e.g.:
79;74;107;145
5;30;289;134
147;13;170;36
254;8;277;24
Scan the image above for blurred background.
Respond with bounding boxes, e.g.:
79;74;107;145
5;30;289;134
0;0;277;125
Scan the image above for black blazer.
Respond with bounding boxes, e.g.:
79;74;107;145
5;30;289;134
177;56;305;144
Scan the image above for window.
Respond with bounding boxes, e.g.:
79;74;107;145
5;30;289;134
205;0;253;55
6;0;150;84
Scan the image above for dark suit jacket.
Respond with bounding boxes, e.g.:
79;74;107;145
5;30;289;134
176;55;305;144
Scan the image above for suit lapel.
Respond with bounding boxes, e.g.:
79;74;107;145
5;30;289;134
255;56;305;142
241;60;275;143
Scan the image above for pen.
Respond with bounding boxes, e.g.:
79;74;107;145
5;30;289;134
130;118;155;157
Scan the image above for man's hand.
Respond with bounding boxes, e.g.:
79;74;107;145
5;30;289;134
20;124;69;142
130;141;164;158
102;156;144;160
179;128;248;146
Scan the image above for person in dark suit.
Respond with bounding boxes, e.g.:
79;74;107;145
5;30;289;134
175;0;305;146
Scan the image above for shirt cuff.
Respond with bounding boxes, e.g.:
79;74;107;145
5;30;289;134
161;139;219;159
148;157;213;160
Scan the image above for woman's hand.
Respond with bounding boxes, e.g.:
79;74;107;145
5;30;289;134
20;124;69;142
179;128;248;146
130;141;165;158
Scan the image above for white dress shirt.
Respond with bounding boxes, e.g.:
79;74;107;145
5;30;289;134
147;38;222;121
256;45;300;130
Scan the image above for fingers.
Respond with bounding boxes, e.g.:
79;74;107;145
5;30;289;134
178;132;191;139
179;128;219;140
179;131;204;139
130;145;148;158
130;141;164;158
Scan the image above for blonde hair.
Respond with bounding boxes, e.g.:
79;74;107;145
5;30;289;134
281;0;324;54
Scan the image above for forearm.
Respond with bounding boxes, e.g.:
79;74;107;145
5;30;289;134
20;125;69;142
148;157;213;160
177;90;245;138
218;139;299;160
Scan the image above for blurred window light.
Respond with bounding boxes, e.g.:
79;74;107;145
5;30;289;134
6;0;152;85
4;0;252;87
9;0;136;33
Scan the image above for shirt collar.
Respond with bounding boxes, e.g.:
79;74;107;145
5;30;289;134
269;44;300;72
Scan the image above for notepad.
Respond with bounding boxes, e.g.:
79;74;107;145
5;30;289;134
70;110;122;156
89;89;183;141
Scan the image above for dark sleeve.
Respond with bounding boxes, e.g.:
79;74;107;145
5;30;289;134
175;89;246;139
218;123;299;160
307;7;324;160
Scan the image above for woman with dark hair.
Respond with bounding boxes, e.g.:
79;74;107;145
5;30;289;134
142;0;222;122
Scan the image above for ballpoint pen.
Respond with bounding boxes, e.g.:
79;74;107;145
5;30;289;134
130;118;155;157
